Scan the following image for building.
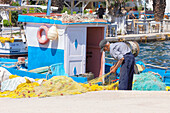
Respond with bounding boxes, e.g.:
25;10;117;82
125;0;153;11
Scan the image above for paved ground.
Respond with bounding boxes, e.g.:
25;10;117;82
1;90;170;113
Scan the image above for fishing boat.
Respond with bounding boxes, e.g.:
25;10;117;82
0;5;28;58
0;12;169;87
0;27;28;58
0;1;169;86
0;10;108;83
105;61;170;86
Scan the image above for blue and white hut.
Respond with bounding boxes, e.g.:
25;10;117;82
18;13;108;80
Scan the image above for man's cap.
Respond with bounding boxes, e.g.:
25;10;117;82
99;39;108;52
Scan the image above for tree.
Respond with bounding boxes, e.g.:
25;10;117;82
106;0;127;22
153;0;166;21
51;0;64;13
0;0;12;4
107;0;128;16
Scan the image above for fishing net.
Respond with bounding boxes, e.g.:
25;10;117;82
0;79;40;98
1;71;167;98
132;72;166;91
0;75;119;98
44;13;96;23
88;72;112;84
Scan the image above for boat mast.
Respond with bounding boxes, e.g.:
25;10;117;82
19;0;22;6
46;0;52;16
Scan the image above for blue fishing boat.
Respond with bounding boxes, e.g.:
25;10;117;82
0;3;109;83
0;0;169;87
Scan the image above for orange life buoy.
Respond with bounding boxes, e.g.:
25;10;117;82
37;25;49;44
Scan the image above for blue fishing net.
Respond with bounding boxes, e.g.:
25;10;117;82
132;72;166;91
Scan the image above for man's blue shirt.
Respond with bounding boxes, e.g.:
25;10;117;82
110;42;131;61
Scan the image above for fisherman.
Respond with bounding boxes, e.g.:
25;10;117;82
99;39;135;90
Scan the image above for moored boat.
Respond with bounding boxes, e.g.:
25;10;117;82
0;36;27;58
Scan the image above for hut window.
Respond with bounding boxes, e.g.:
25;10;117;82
75;39;78;49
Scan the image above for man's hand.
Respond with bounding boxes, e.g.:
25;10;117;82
110;65;115;70
110;67;116;73
110;57;124;73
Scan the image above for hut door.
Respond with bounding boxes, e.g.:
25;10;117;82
65;28;86;76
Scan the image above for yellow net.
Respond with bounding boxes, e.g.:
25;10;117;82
0;75;119;98
88;72;116;85
9;75;20;79
0;37;14;43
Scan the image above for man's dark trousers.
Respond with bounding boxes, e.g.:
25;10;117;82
119;52;135;90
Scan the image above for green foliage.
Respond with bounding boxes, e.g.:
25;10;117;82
3;20;12;27
12;32;20;35
10;1;20;26
61;6;71;14
11;1;20;6
22;8;46;14
37;8;45;13
101;2;106;7
29;8;36;13
84;10;88;14
42;9;47;13
42;2;47;6
11;10;18;26
22;8;27;14
92;6;95;12
125;0;131;2
138;5;143;11
73;11;77;14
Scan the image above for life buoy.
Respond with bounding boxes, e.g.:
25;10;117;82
37;26;49;44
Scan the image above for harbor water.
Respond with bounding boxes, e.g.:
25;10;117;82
106;41;170;67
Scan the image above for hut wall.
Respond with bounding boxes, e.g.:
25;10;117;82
25;23;66;70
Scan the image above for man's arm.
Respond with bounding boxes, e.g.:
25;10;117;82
132;14;136;19
110;62;117;70
110;57;124;73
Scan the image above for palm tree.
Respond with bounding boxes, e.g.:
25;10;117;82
153;0;166;21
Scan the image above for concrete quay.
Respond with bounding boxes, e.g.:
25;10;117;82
1;90;170;113
106;32;170;43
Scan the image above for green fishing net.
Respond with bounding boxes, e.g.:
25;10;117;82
132;72;166;91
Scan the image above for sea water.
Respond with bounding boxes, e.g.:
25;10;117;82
106;41;170;67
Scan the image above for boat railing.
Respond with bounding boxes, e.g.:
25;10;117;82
0;26;22;38
105;57;170;70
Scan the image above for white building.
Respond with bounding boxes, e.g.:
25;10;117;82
165;0;170;14
125;0;153;10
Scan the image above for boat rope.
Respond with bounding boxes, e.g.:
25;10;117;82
145;64;169;70
1;61;26;69
105;57;115;60
0;62;16;64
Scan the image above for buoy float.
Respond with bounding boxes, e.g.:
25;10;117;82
47;25;58;40
37;26;49;44
125;41;140;57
